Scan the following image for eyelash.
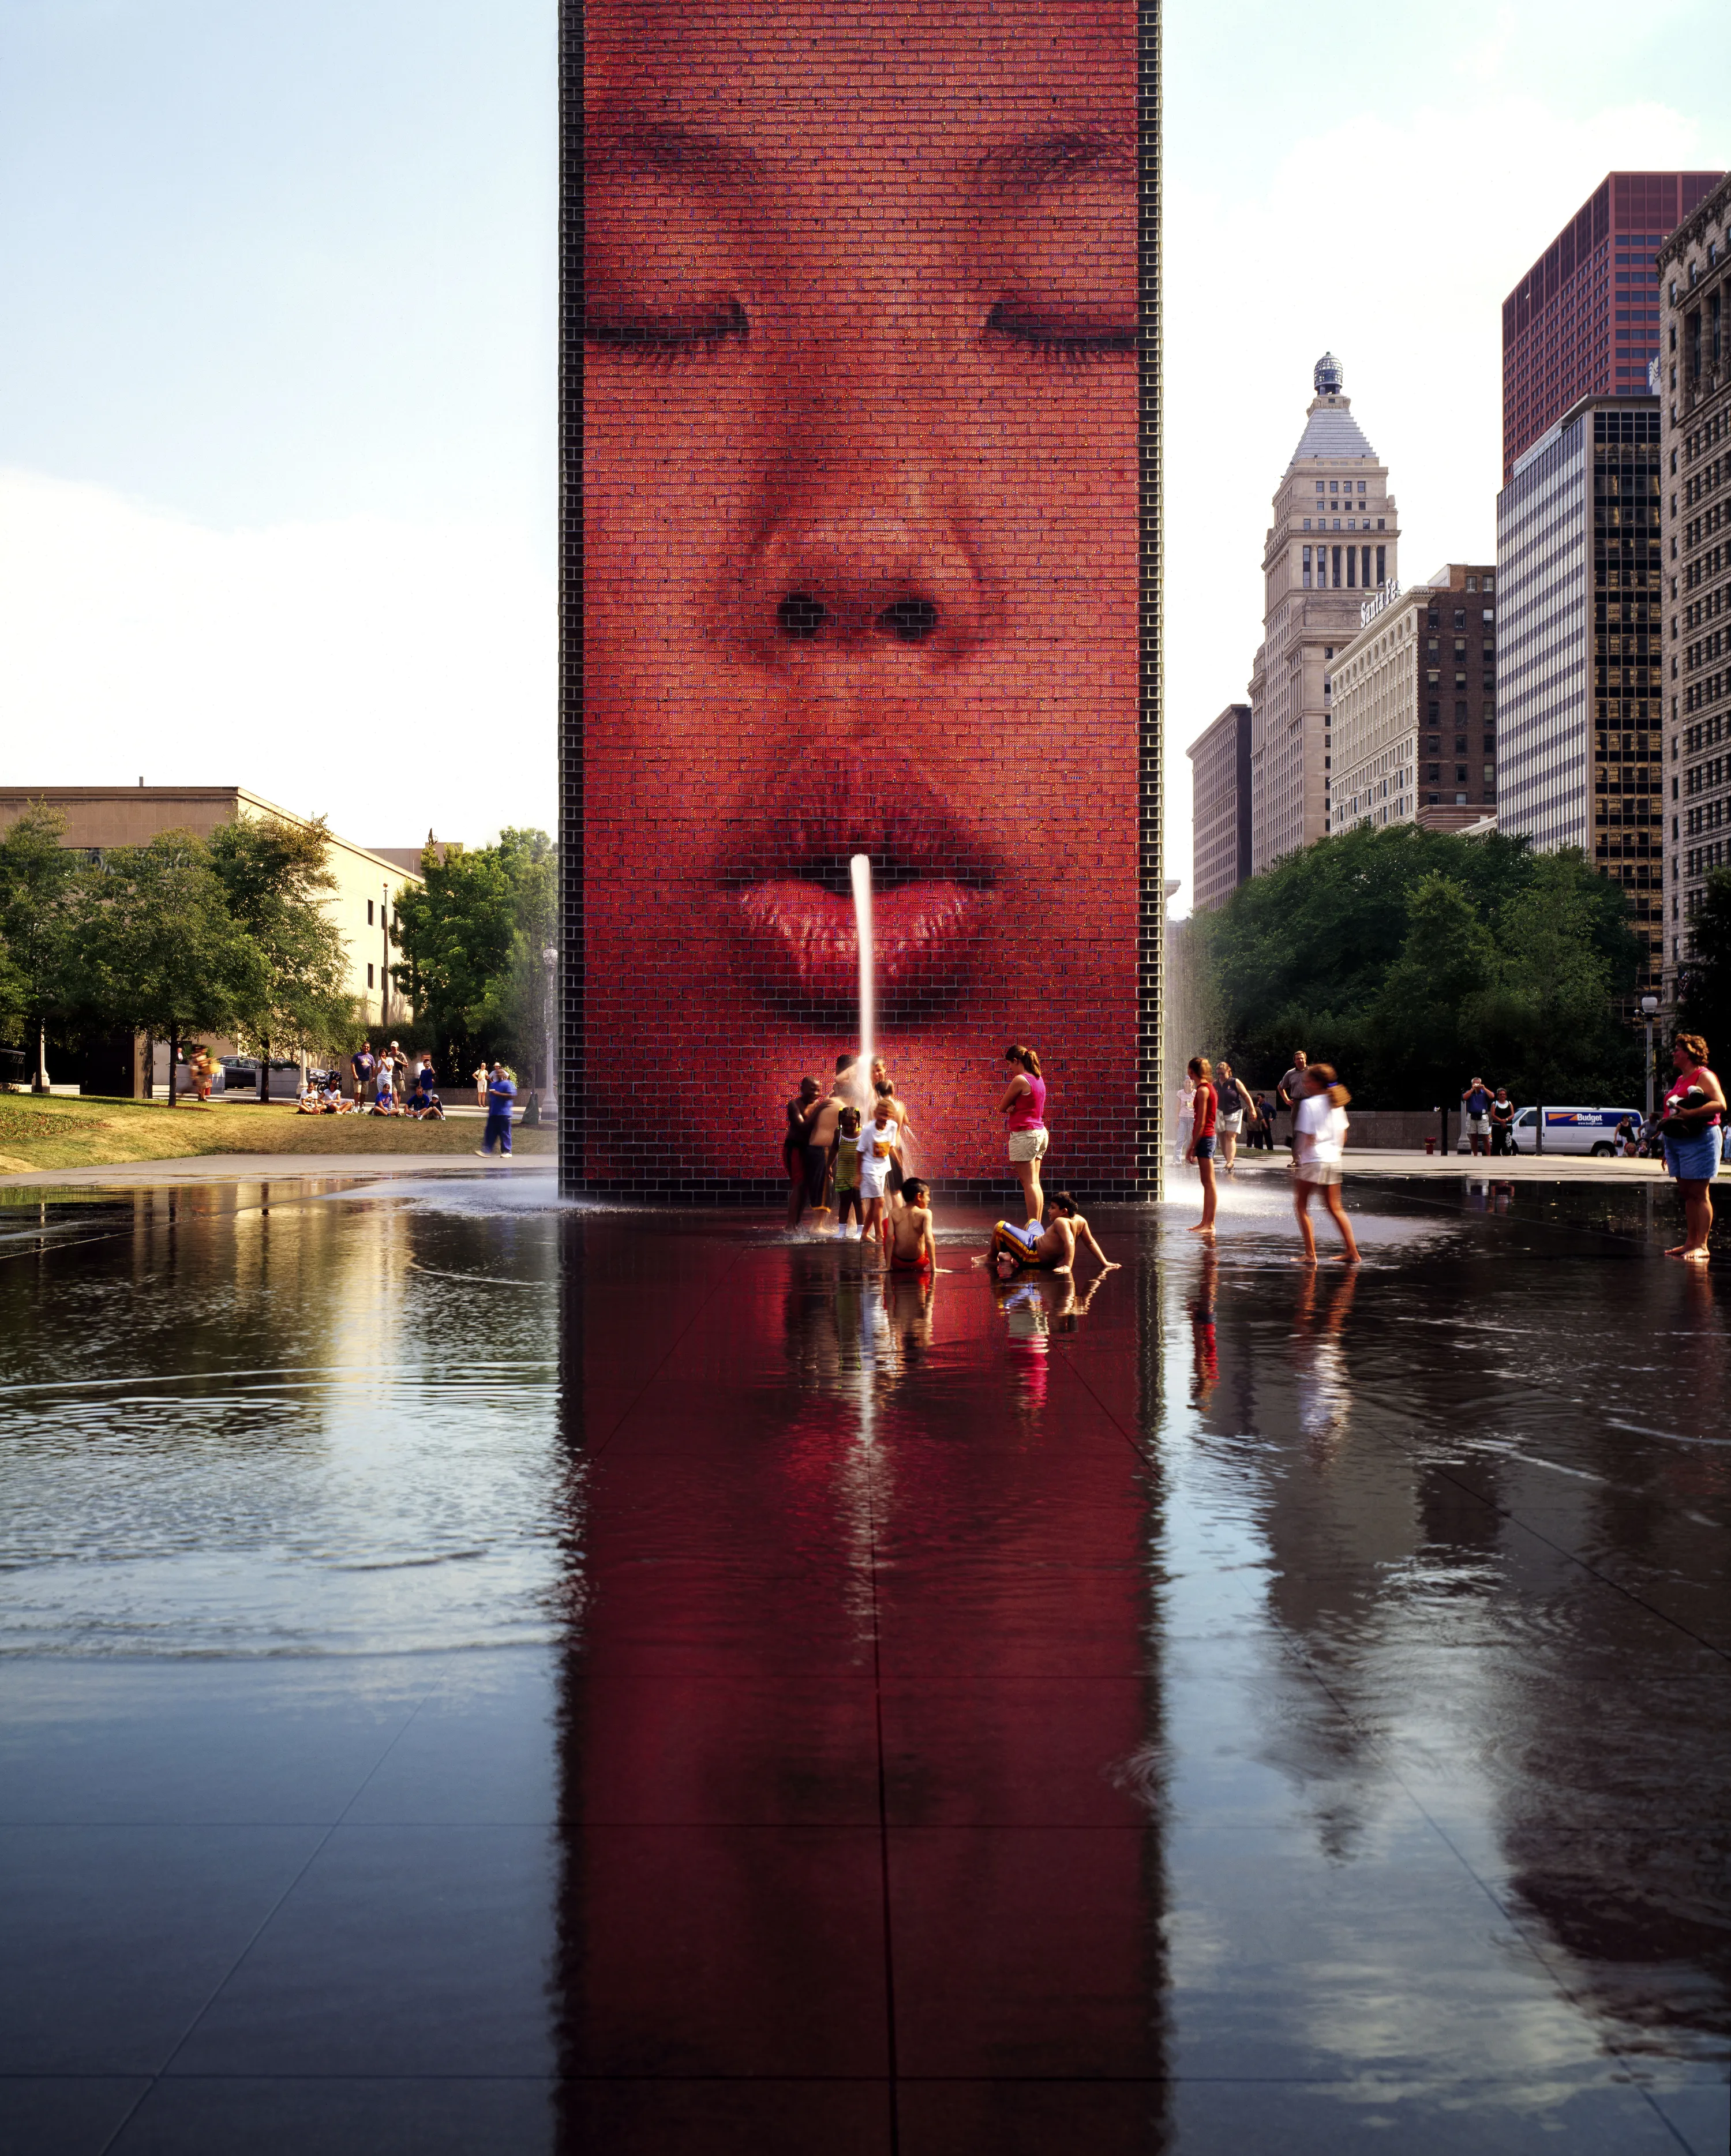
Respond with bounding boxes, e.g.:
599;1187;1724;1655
986;306;1137;367
583;300;748;365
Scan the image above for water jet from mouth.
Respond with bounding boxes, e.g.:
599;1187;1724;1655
850;853;874;1112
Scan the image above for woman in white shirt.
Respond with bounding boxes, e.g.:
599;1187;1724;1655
1292;1064;1360;1265
1173;1079;1196;1168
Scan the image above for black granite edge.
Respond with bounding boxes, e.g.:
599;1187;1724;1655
566;1178;1149;1208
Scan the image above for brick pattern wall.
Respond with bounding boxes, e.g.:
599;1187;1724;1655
562;2;1157;1202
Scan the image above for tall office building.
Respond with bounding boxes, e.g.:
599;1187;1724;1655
1660;174;1731;993
1331;566;1498;837
1187;703;1251;912
1249;355;1400;872
1497;394;1665;986
1503;171;1722;485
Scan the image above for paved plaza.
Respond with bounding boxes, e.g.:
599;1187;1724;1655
0;1167;1725;2153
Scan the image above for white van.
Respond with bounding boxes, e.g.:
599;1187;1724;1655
1503;1106;1645;1158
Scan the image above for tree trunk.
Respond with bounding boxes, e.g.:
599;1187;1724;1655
168;1028;179;1109
258;1034;270;1102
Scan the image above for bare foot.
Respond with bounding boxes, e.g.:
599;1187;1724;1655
1681;1247;1710;1263
1339;1251;1361;1266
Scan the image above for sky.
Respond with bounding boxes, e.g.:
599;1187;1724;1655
1;0;1727;879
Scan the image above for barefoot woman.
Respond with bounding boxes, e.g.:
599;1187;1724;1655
1001;1045;1050;1227
1659;1032;1725;1262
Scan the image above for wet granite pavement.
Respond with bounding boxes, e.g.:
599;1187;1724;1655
0;1169;1725;2153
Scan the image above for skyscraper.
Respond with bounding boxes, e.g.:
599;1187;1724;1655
1497;395;1665;987
1249;355;1400;872
1187;703;1250;912
1503;171;1722;485
1659;174;1731;993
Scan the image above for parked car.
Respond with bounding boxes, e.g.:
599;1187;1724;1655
1503;1105;1647;1158
219;1056;304;1101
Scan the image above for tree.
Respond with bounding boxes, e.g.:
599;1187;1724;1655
1194;824;1643;1106
1678;868;1731;1064
0;803;88;1090
392;828;556;1074
205;815;355;1094
81;833;268;1106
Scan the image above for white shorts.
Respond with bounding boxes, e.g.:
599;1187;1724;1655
1007;1126;1049;1164
1220;1112;1243;1134
1467;1115;1490;1136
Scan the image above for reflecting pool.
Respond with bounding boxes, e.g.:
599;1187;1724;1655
0;1170;1725;2153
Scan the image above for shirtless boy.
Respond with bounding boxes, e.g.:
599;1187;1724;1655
988;1193;1118;1278
887;1178;940;1272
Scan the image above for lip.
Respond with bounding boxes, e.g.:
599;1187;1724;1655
718;760;1001;1013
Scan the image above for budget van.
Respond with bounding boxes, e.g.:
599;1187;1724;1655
1505;1106;1645;1157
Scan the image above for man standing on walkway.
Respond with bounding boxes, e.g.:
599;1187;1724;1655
1462;1077;1493;1158
477;1063;516;1157
1276;1050;1309;1153
350;1040;374;1105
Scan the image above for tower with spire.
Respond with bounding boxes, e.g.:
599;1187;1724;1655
1249;355;1400;870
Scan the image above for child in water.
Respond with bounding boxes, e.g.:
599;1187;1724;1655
887;1177;939;1272
858;1094;903;1253
833;1106;864;1238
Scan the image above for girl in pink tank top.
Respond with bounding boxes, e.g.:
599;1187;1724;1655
1000;1045;1050;1225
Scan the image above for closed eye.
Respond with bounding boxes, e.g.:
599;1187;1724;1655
584;298;748;362
986;302;1136;365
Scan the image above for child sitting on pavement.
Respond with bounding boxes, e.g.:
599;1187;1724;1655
987;1193;1117;1279
887;1177;942;1272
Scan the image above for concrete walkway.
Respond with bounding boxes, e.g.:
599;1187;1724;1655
1222;1147;1670;1182
0;1154;557;1192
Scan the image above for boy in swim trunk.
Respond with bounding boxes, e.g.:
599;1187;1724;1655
833;1107;864;1235
888;1178;938;1272
989;1193;1118;1279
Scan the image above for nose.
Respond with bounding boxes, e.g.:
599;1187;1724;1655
732;408;988;666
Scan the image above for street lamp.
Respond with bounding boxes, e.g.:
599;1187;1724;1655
541;945;559;1123
1640;994;1659;1123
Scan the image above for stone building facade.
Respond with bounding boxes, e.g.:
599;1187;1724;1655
1186;703;1250;913
1496;398;1666;988
1331;567;1498;837
1659;173;1731;995
1249;355;1400;873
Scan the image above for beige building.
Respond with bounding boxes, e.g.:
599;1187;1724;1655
1187;703;1250;913
1659;174;1731;993
0;786;427;1045
1249;353;1401;871
1331;565;1498;836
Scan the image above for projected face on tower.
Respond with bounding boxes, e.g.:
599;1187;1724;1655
582;1;1137;1185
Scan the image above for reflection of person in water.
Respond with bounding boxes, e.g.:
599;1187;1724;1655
583;2;1137;1184
1187;1248;1218;1410
988;1192;1118;1278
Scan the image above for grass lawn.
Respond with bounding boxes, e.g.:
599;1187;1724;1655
0;1092;554;1174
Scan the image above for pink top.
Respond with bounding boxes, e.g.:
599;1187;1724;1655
1665;1068;1721;1126
1006;1073;1047;1131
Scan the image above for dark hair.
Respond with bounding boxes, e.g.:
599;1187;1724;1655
1310;1061;1351;1108
1675;1031;1709;1068
903;1178;928;1204
1005;1044;1043;1077
799;1077;819;1097
875;1079;894;1097
1050;1191;1077;1216
835;1053;853;1073
1187;1055;1212;1081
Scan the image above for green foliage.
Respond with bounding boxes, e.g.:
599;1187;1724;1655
1195;824;1643;1106
0;804;87;1061
81;831;269;1053
392;828;556;1073
205;816;355;1062
1678;867;1731;1062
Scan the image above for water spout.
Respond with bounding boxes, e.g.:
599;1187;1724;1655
850;853;874;1111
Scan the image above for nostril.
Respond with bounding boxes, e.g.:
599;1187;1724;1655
879;598;939;644
777;593;827;640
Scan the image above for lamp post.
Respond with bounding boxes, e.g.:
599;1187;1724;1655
1640;993;1659;1123
380;880;391;1032
541;945;559;1123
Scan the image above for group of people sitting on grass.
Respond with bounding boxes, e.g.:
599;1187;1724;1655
297;1047;447;1120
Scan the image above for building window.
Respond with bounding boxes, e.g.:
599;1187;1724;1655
1303;517;1312;530
367;963;375;988
1376;545;1386;584
1316;481;1325;493
1302;544;1312;586
1332;546;1342;586
367;900;374;925
1466;575;1477;591
1347;549;1356;589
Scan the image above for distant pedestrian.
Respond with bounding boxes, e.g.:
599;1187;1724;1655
1216;1059;1256;1174
1276;1050;1309;1152
1185;1055;1219;1236
1173;1073;1195;1167
1001;1045;1050;1227
1292;1064;1360;1265
388;1042;409;1101
1659;1032;1725;1262
1250;1093;1276;1151
472;1062;489;1109
1461;1077;1493;1157
1614;1113;1642;1158
1490;1087;1516;1156
351;1041;374;1103
477;1062;516;1157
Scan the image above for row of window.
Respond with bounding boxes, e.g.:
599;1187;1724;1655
1301;543;1386;591
1302;517;1385;531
